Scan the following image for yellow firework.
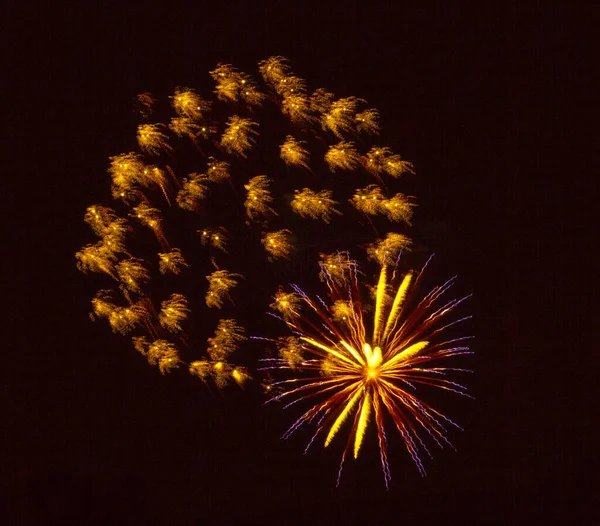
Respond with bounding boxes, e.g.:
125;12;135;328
77;56;417;390
263;254;472;487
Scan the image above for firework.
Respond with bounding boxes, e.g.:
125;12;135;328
262;254;472;487
76;56;417;388
74;54;474;487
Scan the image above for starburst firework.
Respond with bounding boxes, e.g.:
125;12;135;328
262;254;472;487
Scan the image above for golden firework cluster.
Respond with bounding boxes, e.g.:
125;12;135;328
77;56;416;387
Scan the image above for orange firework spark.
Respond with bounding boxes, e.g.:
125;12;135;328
262;253;472;487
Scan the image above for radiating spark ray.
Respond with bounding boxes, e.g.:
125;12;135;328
324;388;362;447
372;392;392;488
382;271;413;343
372;264;387;345
301;337;357;367
354;390;371;458
340;340;365;366
382;341;429;369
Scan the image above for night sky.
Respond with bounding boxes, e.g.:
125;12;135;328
4;3;595;525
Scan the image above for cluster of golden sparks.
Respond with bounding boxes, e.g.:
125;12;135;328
76;56;471;484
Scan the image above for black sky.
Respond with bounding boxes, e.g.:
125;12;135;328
3;3;596;525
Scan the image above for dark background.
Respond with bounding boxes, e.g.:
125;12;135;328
3;2;595;524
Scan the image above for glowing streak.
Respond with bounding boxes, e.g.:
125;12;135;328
372;390;391;488
340;340;365;365
363;342;373;363
382;271;413;342
374;346;382;366
354;391;371;458
301;337;356;367
363;343;382;369
372;264;387;345
325;388;362;447
382;341;429;370
157;181;172;206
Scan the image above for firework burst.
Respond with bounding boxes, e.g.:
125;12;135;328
262;254;472;487
75;54;474;487
76;56;417;388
